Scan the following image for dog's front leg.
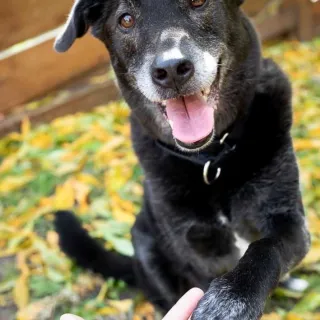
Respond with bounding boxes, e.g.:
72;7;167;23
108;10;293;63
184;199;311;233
192;213;310;320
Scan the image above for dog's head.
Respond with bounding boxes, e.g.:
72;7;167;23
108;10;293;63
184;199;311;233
55;0;260;152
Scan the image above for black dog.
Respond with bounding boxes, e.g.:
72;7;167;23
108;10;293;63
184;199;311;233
54;0;311;319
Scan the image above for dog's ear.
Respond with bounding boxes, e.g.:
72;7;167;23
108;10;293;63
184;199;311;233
54;0;90;52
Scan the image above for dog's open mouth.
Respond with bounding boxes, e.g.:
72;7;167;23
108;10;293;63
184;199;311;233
159;85;218;151
165;91;214;145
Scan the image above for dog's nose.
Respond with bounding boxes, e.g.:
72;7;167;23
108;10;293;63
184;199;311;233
151;57;195;89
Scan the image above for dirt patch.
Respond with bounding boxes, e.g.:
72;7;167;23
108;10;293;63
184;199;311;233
0;256;17;320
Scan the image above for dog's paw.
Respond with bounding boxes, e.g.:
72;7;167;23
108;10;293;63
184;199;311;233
191;278;262;320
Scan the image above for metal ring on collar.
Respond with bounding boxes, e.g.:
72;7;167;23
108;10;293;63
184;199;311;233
203;161;221;185
220;133;229;145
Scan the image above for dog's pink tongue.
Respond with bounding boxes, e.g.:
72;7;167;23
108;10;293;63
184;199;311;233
166;94;214;144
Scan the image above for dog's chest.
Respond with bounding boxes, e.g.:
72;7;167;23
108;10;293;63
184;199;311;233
169;211;252;283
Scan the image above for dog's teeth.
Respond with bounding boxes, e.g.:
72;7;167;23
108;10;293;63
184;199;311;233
168;120;174;128
205;88;210;96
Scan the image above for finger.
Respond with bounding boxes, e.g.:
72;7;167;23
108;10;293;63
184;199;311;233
162;288;204;320
60;314;84;320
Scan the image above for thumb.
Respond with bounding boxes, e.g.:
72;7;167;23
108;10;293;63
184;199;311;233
162;288;204;320
60;314;85;320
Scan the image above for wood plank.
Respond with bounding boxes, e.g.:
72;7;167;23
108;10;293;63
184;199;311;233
0;67;120;137
0;0;74;50
297;0;314;41
0;34;109;113
254;9;296;41
243;0;270;16
313;5;320;38
314;2;320;15
0;0;271;51
1;0;317;52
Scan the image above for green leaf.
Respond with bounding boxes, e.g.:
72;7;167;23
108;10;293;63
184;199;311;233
47;268;66;283
29;275;63;299
292;292;320;313
0;279;16;293
108;237;134;257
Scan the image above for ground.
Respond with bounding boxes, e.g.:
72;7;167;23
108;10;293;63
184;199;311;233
0;39;319;320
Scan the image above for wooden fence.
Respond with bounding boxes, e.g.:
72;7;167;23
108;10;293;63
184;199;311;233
0;0;319;136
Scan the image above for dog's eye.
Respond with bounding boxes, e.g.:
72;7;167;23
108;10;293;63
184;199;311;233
119;14;135;29
190;0;206;7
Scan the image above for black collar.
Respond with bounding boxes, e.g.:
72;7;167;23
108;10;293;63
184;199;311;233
155;115;248;185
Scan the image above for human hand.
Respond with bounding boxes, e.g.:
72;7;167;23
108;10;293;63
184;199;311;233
162;288;204;320
60;288;204;320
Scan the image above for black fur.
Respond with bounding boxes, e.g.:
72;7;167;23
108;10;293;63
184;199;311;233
55;211;135;285
54;0;310;318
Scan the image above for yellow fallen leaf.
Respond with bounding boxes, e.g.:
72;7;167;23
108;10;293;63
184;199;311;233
93;136;126;166
6;132;22;142
69;131;94;151
0;174;34;194
302;241;320;266
97;306;119;316
71;179;91;213
91;123;110;142
46;231;59;248
54;181;75;209
38;196;53;207
56;154;88;175
114;123;131;137
21;117;31;138
14;251;31;310
76;173;101;187
0;155;18;174
261;313;282;320
29;132;53;149
52;115;79;134
112;206;135;224
132;183;143;197
0;239;5;249
28;252;43;266
110;194;135;224
119;197;136;213
61;150;81;162
309;127;320;138
108;299;133;313
286;313;304;320
105;165;133;193
96;282;108;302
102;136;126;151
112;105;130;120
55;162;82;176
134;301;155;320
307;210;320;235
294;139;320;151
8;205;52;228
